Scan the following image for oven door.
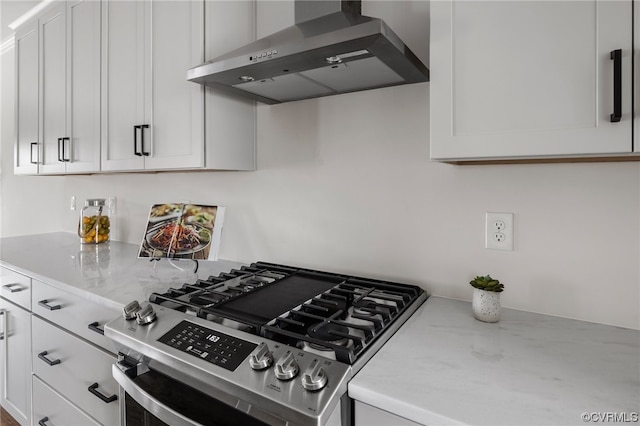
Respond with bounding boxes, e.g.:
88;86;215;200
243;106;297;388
113;360;285;426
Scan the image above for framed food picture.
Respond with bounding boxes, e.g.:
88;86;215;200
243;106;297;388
138;203;225;260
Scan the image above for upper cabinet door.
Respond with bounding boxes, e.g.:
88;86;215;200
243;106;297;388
14;21;40;175
430;1;633;161
65;0;101;173
144;0;204;170
101;0;146;171
101;0;204;171
39;4;67;174
17;1;100;175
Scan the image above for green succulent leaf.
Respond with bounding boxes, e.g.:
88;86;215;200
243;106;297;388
469;274;504;292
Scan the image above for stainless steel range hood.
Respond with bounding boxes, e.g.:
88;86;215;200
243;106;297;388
187;0;429;104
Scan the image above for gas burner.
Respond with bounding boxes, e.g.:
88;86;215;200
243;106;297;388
188;293;226;307
353;300;380;316
307;323;350;348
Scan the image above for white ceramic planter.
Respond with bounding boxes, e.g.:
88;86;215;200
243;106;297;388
472;288;501;323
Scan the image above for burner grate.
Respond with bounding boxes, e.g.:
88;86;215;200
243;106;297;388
148;261;425;364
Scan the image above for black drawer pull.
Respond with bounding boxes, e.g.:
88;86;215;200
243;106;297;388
88;383;117;403
2;283;24;293
88;321;104;335
38;351;61;366
38;416;49;426
38;299;61;311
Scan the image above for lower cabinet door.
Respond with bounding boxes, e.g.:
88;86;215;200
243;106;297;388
32;375;101;426
32;316;119;426
0;298;31;426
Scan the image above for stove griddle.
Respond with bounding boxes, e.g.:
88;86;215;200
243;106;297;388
205;271;344;329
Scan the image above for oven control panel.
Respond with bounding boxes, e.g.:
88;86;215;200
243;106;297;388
157;321;257;371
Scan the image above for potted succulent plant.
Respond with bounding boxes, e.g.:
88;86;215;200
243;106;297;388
469;275;504;323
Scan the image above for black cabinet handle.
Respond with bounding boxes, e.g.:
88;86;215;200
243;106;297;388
2;283;24;293
88;383;118;403
140;124;150;156
62;137;70;162
30;142;38;164
38;299;61;311
38;351;61;366
38;417;49;426
610;49;622;123
57;138;63;162
88;321;104;335
134;125;142;156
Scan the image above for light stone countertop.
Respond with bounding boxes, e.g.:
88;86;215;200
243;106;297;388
0;232;244;310
4;233;638;425
348;297;640;426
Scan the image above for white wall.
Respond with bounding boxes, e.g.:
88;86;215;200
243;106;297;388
0;1;638;330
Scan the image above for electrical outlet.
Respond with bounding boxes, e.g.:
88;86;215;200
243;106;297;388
485;212;514;250
70;196;76;211
108;196;117;214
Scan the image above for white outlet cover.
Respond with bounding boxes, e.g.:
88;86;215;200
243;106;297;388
485;212;514;250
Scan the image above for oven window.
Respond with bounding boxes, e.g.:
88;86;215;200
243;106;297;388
125;368;270;426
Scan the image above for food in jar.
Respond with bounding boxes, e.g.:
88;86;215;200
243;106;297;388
80;214;110;244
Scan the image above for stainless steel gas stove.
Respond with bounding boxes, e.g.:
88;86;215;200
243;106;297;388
105;261;426;426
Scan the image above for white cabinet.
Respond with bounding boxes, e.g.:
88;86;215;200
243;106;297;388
0;267;32;426
32;316;119;426
31;280;120;425
15;0;101;175
430;0;634;161
14;21;40;175
33;376;100;426
15;0;255;175
101;0;255;172
101;0;205;171
38;4;67;174
32;279;119;352
355;401;422;426
66;0;102;172
0;299;32;426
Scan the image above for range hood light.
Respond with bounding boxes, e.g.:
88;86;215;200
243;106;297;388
326;56;342;64
239;76;255;82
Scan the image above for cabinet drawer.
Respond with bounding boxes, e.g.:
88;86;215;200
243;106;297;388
32;279;119;352
32;316;119;426
0;267;31;309
33;375;100;426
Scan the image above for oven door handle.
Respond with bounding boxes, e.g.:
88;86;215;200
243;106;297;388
113;363;201;426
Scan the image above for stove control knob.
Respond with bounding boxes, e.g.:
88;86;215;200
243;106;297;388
136;303;157;326
123;300;141;320
249;342;273;371
274;351;299;381
301;359;328;392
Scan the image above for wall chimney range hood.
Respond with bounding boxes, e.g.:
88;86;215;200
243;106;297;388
187;0;429;104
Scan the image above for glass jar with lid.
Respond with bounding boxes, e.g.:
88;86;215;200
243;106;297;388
78;198;110;244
